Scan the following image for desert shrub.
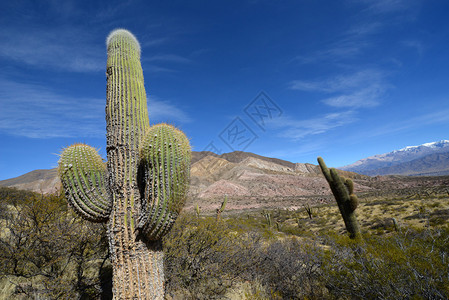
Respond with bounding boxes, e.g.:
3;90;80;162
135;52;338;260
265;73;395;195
164;213;328;299
320;227;449;299
163;214;255;299
0;191;110;299
245;237;327;299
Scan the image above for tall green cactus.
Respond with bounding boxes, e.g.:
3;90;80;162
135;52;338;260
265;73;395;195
58;29;191;299
317;157;360;239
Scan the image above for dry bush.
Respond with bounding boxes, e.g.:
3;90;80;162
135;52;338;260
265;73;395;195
0;188;110;299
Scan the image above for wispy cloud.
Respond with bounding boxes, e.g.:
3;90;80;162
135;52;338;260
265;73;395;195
290;69;388;108
360;107;449;139
293;40;368;65
148;96;192;124
290;69;383;93
263;142;328;162
0;77;192;138
293;21;380;65
401;40;424;56
142;54;193;73
146;54;192;64
359;0;410;14
295;0;418;65
267;111;357;141
0;78;104;138
321;84;384;108
0;27;104;72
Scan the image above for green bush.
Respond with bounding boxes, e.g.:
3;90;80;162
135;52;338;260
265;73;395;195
320;228;449;299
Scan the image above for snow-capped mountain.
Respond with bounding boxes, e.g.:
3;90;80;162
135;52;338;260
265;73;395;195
340;140;449;176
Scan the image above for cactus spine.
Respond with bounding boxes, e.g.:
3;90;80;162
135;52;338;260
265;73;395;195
317;157;360;239
58;29;191;299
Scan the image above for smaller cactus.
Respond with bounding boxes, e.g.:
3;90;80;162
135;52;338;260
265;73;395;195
216;195;227;221
317;157;361;239
262;210;272;227
275;221;281;231
304;203;314;219
195;204;201;218
391;217;399;232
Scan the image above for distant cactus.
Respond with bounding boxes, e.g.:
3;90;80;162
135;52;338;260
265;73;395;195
216;195;228;221
195;204;201;218
317;157;361;239
58;29;191;299
304;203;314;219
275;221;281;231
391;217;399;232
262;210;272;227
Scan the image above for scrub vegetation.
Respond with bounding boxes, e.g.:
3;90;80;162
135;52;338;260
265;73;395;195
1;185;448;299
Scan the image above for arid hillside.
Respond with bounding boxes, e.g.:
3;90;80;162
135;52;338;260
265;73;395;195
2;151;448;213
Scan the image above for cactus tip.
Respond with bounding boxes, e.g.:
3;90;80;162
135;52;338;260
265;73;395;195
106;28;141;55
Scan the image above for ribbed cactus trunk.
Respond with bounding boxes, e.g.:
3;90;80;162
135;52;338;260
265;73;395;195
106;30;163;299
317;157;361;239
58;29;191;300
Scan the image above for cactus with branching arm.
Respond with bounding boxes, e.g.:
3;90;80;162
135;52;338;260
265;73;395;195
58;29;191;299
317;157;360;239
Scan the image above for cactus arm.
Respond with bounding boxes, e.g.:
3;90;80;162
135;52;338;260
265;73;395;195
58;144;111;222
344;178;354;194
138;123;191;240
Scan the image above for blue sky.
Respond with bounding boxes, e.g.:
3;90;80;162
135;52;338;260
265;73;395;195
1;0;449;180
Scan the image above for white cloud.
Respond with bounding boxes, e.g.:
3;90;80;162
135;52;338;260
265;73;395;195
148;96;192;124
401;40;424;56
267;111;357;141
146;54;192;64
293;41;366;65
290;70;387;108
0;78;105;138
293;21;380;65
322;84;384;108
0;27;105;72
360;0;409;14
290;69;383;93
0;79;192;139
343;106;449;143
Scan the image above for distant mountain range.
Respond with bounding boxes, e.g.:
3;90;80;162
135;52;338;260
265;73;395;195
2;149;449;212
3;141;449;197
340;140;449;176
0;150;368;211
